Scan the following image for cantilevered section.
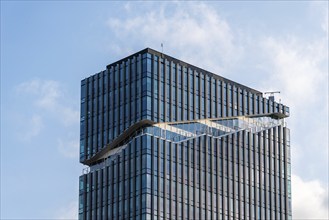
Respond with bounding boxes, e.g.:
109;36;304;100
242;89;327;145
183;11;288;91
82;119;155;166
83;113;285;166
198;119;235;133
148;115;284;143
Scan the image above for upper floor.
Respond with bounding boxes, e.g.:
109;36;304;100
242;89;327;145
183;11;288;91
80;48;289;164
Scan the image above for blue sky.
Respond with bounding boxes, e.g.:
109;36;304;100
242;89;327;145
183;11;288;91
1;1;328;219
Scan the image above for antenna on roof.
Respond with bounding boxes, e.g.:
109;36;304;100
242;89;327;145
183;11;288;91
161;43;164;58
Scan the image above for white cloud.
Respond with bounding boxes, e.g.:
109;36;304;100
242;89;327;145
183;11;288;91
16;79;79;126
107;2;241;74
23;114;43;140
259;31;329;179
16;79;79;158
292;174;329;219
58;137;79;159
260;36;327;109
58;106;80;127
55;201;78;220
16;79;60;108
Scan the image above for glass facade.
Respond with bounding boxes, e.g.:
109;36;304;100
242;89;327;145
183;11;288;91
79;48;291;219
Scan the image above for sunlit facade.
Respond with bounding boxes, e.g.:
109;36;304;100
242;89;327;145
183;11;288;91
79;48;291;219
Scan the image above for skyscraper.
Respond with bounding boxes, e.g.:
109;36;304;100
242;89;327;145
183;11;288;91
79;48;291;219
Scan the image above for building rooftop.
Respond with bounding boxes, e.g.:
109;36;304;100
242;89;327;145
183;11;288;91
104;47;263;95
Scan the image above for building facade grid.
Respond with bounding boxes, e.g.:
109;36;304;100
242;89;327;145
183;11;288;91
79;48;291;220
